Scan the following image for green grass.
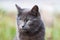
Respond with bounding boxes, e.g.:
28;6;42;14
0;14;16;40
52;18;60;40
0;10;60;40
45;18;60;40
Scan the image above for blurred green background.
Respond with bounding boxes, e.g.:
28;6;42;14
0;9;16;40
0;8;60;40
0;0;60;40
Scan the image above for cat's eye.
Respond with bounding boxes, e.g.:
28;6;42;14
19;18;21;20
26;19;28;22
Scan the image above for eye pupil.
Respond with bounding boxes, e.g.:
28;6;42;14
26;19;28;22
19;18;21;20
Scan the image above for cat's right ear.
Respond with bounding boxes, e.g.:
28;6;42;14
15;4;22;11
15;4;22;16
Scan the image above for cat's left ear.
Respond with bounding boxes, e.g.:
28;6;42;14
31;5;40;16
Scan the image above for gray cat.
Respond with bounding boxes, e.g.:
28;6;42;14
14;4;45;40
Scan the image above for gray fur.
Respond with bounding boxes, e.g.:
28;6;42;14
14;4;45;40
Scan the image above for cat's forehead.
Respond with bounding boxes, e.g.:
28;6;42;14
20;9;31;16
22;9;30;13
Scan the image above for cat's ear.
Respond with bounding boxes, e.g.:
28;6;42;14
31;5;40;16
15;4;22;11
15;4;22;16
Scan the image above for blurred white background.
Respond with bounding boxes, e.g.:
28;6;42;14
0;0;60;26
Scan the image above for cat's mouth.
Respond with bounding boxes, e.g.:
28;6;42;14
19;28;29;32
